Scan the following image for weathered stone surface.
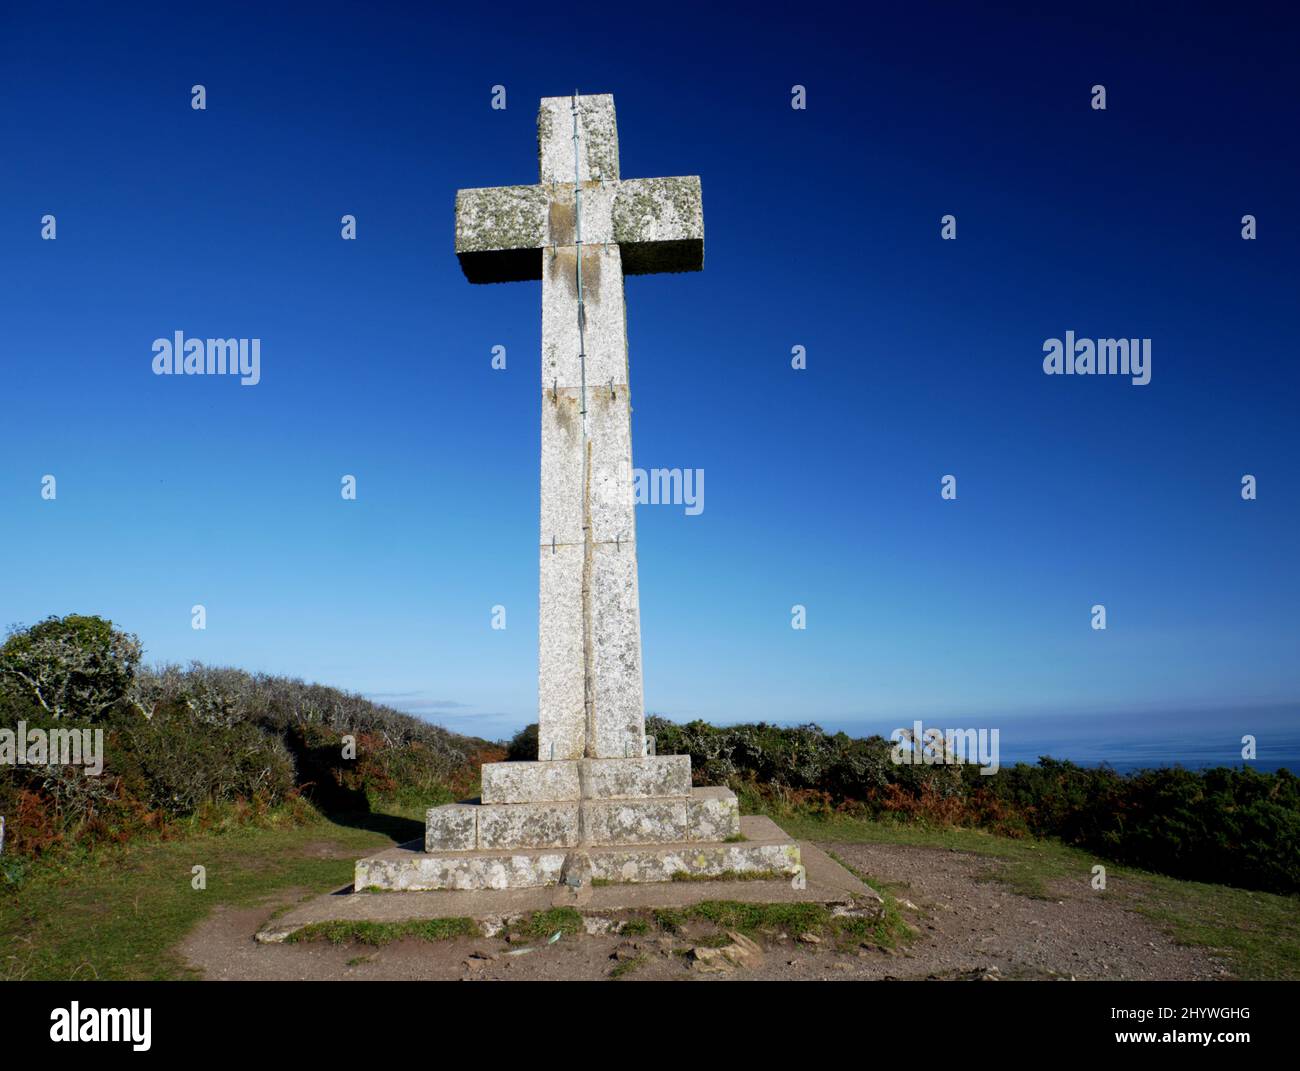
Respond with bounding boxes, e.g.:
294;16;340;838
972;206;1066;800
480;760;581;804
356;851;567;892
355;834;801;891
477;801;579;850
544;181;616;247
591;841;801;884
538;94;620;184
479;756;691;805
582;798;689;845
539;382;635;549
583;385;637;546
454;185;548;283
587;541;646;759
686;786;741;841
582;755;691;799
613;176;704;274
537;543;585;762
425;803;477;852
541;243;627;392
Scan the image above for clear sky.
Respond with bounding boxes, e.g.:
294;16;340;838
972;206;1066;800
2;3;1297;747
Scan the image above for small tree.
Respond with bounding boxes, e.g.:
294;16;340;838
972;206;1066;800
0;615;142;720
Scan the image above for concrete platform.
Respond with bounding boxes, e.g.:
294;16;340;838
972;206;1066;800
259;818;877;943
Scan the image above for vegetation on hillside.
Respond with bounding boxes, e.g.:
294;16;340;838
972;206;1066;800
4;614;1295;901
644;716;1300;895
0;614;498;881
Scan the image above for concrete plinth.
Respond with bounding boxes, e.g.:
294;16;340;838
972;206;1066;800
425;784;741;853
479;755;691;804
267;820;866;944
360;815;800;893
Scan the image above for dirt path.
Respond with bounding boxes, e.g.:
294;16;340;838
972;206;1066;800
179;842;1230;981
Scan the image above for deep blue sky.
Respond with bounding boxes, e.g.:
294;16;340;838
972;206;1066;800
2;3;1297;752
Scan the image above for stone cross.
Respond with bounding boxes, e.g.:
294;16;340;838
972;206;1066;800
455;94;703;763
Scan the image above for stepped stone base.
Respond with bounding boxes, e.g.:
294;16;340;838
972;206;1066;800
356;823;801;892
359;756;798;892
427;785;740;851
481;755;690;803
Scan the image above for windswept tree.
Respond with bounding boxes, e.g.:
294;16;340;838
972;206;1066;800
0;615;142;720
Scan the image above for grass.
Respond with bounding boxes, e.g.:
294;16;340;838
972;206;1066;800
668;868;786;883
6;792;1295;981
650;897;910;952
770;809;1300;980
288;917;478;946
0;802;425;981
609;953;649;978
508;907;585;940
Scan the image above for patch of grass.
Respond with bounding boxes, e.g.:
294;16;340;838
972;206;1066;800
692;931;734;948
510;907;584;940
0;803;426;981
287;917;478;946
723;834;747;843
1132;874;1300;981
619;918;651;936
684;900;830;934
609;953;649;979
786;811;1300;979
825;850;916;950
669;868;785;883
651;898;909;953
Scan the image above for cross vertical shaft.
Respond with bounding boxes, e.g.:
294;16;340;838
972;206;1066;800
453;93;705;761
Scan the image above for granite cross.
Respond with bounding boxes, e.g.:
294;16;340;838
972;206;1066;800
455;93;704;763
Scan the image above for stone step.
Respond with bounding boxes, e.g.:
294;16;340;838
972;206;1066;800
479;754;691;804
358;815;801;891
425;785;740;851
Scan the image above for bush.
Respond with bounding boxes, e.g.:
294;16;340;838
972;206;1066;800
113;700;297;815
0;616;496;870
646;715;1300;894
505;723;538;761
0;615;142;720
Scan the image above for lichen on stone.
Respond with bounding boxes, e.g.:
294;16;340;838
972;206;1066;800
456;185;547;253
611;176;702;244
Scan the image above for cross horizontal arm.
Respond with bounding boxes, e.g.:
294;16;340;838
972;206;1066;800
454;184;549;284
612;177;704;275
454;176;704;284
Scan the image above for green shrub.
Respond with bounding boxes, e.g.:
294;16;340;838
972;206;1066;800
114;700;297;815
0;615;142;720
646;715;1300;894
505;723;538;761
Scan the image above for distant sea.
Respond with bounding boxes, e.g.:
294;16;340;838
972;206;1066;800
818;704;1300;774
426;703;1300;775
